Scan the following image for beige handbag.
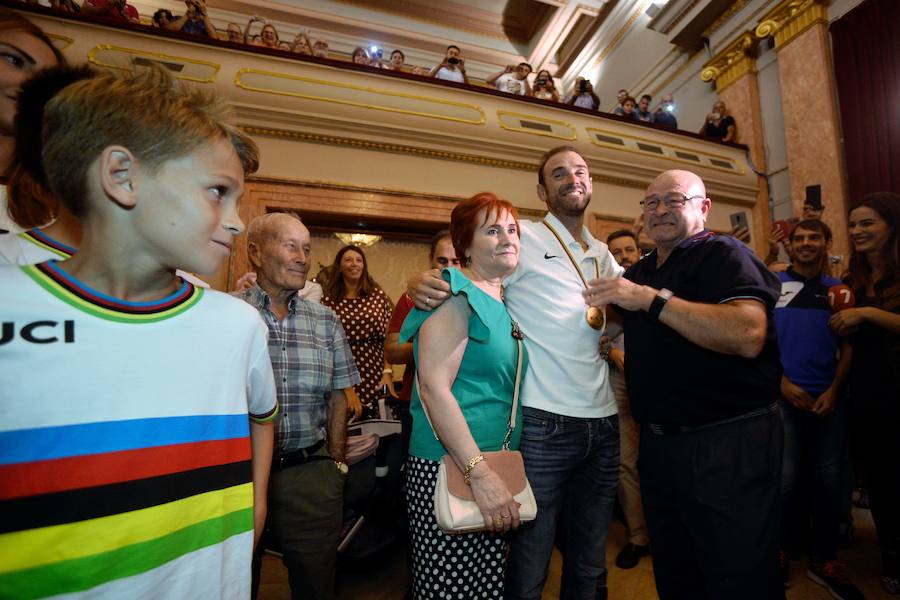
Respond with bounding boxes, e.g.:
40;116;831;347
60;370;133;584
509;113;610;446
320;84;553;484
417;331;537;534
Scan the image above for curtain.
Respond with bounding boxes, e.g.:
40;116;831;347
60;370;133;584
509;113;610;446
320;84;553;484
830;0;900;202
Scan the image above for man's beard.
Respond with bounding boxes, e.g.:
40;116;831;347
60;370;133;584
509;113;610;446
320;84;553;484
549;185;591;217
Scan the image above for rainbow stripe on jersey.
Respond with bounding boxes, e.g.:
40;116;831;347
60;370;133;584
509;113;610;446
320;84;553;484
0;415;254;599
22;260;203;323
20;228;76;259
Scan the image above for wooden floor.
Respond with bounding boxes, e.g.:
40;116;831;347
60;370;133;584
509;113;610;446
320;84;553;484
258;507;892;599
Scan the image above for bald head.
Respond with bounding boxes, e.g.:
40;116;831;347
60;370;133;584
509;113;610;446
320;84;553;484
643;170;710;252
247;212;304;248
647;170;706;199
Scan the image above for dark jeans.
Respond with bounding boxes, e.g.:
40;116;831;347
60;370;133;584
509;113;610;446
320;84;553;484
506;407;620;600
251;447;345;600
779;395;848;563
640;408;785;600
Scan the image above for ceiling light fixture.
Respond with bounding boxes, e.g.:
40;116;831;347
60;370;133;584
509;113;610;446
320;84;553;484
334;232;382;247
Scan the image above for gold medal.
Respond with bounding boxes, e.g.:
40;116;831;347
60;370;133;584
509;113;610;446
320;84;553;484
586;306;605;330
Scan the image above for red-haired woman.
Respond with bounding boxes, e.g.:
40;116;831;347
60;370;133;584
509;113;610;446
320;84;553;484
829;192;900;594
400;192;527;598
322;245;395;419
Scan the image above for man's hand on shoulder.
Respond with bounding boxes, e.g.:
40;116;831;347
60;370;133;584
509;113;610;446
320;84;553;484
407;268;451;310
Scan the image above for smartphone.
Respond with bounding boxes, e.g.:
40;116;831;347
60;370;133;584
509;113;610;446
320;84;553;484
447;57;460;65
730;211;749;231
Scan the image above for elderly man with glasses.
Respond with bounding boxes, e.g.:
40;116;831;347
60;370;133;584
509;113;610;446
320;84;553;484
584;169;785;600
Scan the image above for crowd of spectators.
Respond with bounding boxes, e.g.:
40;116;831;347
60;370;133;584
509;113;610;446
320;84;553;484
14;0;732;137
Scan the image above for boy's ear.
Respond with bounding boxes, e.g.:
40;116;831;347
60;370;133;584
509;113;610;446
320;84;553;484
99;146;139;209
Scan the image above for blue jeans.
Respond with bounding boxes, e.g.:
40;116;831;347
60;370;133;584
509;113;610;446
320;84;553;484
779;394;849;562
506;407;620;600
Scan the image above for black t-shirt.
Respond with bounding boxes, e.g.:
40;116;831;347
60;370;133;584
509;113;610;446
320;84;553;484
622;231;782;426
704;115;735;139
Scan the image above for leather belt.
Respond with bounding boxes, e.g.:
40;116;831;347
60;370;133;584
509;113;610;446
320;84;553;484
646;402;777;436
273;439;327;471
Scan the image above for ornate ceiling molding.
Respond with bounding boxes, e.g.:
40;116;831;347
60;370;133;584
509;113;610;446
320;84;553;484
755;0;829;48
702;0;753;38
699;31;758;92
592;0;654;69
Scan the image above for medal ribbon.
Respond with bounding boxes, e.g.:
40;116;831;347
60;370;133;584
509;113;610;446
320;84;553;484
542;220;599;288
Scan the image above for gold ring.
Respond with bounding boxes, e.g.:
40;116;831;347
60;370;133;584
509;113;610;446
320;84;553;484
493;515;503;527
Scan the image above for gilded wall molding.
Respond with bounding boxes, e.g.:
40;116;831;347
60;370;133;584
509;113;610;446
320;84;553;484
234;69;486;125
239;126;649;190
240;126;536;171
496;110;578;141
87;45;220;83
700;32;758;92
47;33;74;51
245;175;548;220
755;0;829;48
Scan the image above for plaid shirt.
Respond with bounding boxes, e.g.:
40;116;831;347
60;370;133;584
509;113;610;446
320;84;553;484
234;285;360;453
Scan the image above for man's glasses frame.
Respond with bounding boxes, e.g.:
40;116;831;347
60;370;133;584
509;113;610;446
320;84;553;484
640;193;705;212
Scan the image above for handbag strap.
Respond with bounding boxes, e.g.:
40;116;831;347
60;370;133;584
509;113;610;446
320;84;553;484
415;325;524;451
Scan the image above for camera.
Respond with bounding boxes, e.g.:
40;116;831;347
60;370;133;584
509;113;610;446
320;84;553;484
448;57;460;65
536;78;548;86
579;79;589;93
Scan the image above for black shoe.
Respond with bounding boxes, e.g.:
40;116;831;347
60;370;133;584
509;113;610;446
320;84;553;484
807;561;865;600
615;543;650;569
779;550;790;589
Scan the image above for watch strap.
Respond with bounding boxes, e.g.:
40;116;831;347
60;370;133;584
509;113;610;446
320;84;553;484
648;288;672;320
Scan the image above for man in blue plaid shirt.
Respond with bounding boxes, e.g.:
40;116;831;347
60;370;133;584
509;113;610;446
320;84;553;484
235;212;360;600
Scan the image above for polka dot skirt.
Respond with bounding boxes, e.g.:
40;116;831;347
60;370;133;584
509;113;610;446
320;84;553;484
406;455;507;599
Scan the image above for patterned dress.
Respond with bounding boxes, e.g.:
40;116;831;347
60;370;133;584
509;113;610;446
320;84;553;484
322;287;393;417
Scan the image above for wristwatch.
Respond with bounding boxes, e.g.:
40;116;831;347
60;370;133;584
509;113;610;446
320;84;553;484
334;461;349;475
648;288;673;320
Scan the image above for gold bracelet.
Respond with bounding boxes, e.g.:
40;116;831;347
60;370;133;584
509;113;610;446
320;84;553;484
463;454;485;486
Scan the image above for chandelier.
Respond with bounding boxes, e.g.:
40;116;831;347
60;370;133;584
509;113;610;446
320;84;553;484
334;232;382;247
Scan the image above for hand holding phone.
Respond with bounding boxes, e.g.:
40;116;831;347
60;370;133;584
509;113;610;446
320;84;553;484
729;211;749;232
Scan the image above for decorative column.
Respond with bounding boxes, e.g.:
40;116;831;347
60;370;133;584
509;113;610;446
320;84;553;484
701;33;772;259
756;0;850;263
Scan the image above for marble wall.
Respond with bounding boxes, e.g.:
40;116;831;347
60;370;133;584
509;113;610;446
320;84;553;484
776;23;851;263
719;72;772;259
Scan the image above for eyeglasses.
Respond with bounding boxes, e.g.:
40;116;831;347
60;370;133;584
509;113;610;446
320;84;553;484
640;193;705;212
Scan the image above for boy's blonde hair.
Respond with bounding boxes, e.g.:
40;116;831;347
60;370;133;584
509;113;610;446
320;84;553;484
41;66;259;217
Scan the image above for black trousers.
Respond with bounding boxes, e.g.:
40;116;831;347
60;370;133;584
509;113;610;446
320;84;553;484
639;409;785;600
